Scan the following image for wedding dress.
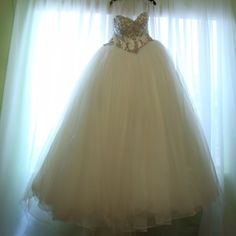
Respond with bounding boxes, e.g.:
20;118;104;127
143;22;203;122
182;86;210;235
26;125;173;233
25;12;219;233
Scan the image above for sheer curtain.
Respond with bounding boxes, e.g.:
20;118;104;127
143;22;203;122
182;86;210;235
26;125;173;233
0;0;235;235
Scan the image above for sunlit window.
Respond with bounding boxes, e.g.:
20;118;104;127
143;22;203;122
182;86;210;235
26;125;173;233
28;9;220;169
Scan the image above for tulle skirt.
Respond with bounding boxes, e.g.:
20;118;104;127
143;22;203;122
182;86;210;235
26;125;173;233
25;41;219;233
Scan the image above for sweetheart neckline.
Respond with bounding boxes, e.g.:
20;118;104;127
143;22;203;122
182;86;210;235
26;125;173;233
114;12;148;22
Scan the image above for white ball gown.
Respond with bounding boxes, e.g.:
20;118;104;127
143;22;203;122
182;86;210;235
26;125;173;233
25;12;219;233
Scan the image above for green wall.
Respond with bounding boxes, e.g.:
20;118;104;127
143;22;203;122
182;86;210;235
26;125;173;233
0;0;14;108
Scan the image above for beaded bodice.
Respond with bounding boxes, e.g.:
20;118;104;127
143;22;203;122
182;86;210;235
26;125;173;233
106;12;153;53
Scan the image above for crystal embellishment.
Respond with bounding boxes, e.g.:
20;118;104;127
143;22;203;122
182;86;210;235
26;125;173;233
106;12;153;53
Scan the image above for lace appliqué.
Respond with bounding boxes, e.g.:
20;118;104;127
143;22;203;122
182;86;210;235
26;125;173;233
105;12;153;54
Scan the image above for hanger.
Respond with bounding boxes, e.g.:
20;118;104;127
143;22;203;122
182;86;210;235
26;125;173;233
109;0;157;7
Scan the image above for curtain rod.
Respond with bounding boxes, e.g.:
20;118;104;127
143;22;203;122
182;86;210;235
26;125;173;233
109;0;157;7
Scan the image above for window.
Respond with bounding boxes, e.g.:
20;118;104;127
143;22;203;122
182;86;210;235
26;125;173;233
28;9;221;172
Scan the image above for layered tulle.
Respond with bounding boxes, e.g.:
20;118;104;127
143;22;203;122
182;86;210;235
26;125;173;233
25;41;219;232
